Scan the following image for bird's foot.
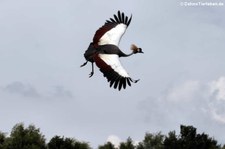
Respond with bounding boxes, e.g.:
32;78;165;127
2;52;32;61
89;72;94;78
132;79;140;83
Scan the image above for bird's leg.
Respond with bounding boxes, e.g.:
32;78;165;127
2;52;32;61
80;61;88;67
89;62;94;78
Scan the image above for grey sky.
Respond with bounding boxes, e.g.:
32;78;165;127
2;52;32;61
1;0;225;148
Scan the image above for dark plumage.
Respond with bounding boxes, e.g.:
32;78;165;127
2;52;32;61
81;11;143;90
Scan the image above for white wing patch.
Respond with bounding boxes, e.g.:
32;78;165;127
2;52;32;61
98;54;130;78
98;24;127;46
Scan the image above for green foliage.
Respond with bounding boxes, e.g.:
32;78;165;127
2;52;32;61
178;125;220;149
164;125;221;149
98;142;115;149
137;132;164;149
119;137;135;149
2;123;46;149
0;132;6;149
137;125;221;149
48;135;91;149
0;123;224;149
180;125;197;148
164;131;180;149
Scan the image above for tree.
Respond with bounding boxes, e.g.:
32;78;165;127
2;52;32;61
136;132;164;149
48;135;90;149
164;125;221;149
0;123;224;149
179;125;197;149
119;137;135;149
195;133;219;149
164;131;180;149
222;144;225;149
0;132;6;148
3;123;46;149
179;125;220;149
98;142;115;149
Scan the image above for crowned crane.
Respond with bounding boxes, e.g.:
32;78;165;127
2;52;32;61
81;11;143;91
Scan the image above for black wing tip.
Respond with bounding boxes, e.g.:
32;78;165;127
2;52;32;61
127;14;132;26
108;77;139;91
105;10;132;26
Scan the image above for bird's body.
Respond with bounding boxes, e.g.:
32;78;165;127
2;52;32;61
81;11;143;90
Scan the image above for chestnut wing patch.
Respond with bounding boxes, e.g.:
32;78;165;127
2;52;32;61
93;23;118;46
93;11;132;47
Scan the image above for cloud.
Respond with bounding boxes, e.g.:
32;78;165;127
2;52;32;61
2;81;40;98
139;81;202;125
209;107;225;124
106;135;121;148
1;81;73;100
106;135;140;148
209;76;225;101
138;76;225;127
166;80;200;102
208;77;225;124
51;86;73;99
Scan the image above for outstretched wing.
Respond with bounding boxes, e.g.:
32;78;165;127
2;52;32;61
94;54;138;91
93;11;132;47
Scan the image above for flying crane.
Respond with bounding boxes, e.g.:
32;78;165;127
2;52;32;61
81;11;143;90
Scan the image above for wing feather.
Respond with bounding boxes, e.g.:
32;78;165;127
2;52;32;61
121;12;125;22
98;54;129;77
118;11;122;22
94;54;135;90
113;14;120;22
93;11;132;47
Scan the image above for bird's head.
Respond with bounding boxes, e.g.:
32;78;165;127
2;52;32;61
131;44;144;54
